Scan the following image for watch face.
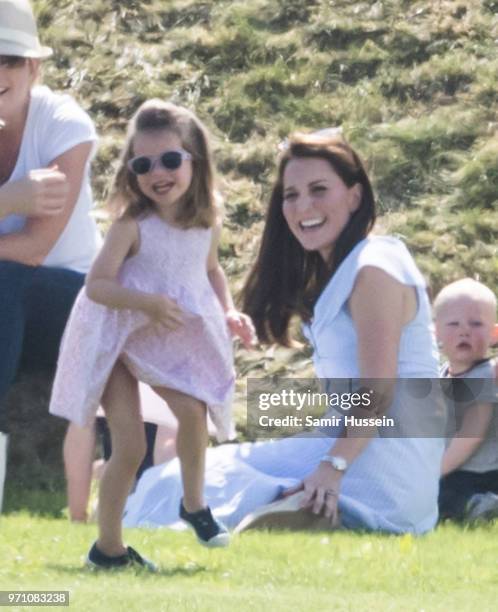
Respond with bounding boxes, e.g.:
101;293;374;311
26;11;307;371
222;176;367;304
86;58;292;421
322;455;347;471
333;456;347;471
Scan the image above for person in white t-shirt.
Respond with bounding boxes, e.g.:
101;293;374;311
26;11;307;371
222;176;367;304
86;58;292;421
0;0;101;512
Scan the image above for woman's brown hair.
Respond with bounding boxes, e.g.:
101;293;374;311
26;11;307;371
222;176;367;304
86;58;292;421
242;132;376;346
108;99;217;227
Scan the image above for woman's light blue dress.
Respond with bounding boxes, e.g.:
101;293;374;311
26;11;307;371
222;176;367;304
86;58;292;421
124;236;445;534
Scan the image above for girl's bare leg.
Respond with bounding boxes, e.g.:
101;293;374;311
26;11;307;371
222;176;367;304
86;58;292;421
97;360;144;556
151;386;207;513
64;422;95;522
153;423;177;465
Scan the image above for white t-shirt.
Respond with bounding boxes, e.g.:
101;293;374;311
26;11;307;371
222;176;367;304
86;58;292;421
0;85;102;273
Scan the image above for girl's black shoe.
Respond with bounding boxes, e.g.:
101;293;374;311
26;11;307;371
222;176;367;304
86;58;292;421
86;542;157;571
179;500;230;547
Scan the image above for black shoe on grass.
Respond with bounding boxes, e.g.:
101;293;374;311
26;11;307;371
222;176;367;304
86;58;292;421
86;542;157;571
179;500;230;547
465;492;498;522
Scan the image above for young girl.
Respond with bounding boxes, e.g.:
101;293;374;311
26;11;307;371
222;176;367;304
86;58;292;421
49;100;255;569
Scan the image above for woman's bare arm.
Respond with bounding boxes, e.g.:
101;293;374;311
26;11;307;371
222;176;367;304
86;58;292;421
0;142;92;265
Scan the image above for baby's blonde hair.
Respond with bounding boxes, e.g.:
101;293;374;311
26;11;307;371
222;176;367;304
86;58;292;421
434;278;497;320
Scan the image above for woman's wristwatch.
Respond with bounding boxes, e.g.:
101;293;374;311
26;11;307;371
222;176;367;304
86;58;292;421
320;454;348;472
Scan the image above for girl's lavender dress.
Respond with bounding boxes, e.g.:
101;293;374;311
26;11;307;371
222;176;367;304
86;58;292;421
49;214;235;442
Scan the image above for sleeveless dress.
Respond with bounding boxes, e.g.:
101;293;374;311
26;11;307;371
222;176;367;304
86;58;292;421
49;214;235;442
124;236;446;534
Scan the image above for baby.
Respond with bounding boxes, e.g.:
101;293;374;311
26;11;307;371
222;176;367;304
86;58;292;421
434;278;498;521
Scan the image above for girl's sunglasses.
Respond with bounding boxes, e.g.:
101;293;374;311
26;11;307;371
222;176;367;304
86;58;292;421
127;149;192;175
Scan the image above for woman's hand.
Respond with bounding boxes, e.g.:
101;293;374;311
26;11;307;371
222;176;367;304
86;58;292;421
145;294;184;331
284;463;342;526
2;166;69;217
226;309;257;348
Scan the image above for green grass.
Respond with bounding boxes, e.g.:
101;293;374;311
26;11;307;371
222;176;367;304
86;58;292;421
1;507;498;611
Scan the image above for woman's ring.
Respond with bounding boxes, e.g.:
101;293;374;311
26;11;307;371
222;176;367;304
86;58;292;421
324;489;338;498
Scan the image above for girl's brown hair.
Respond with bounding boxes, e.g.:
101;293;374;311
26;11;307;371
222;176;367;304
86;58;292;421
242;132;377;346
108;100;217;227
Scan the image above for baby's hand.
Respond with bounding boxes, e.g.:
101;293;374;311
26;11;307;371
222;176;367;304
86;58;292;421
145;294;184;331
226;309;257;349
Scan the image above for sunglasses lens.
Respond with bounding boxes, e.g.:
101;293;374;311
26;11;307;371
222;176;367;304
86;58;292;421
0;56;26;68
160;151;183;170
130;156;152;175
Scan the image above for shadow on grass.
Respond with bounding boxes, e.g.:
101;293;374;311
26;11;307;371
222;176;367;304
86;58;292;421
46;563;209;579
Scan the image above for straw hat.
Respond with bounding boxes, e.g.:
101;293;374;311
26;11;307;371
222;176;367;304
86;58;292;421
0;0;52;58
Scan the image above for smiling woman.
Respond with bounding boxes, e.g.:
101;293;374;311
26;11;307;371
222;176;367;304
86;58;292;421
244;132;376;345
282;157;362;263
0;0;101;512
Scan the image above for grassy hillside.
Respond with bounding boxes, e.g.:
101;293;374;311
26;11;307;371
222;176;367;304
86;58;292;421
28;0;498;406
